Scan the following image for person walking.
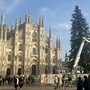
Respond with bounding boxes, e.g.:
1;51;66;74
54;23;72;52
62;75;65;87
68;75;72;87
87;74;90;90
54;75;60;89
14;76;19;90
19;76;24;90
77;77;83;90
2;76;5;85
83;76;88;90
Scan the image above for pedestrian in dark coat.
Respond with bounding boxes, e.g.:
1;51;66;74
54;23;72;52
87;74;90;90
2;77;5;85
77;77;83;90
19;76;24;90
14;76;19;90
83;76;88;90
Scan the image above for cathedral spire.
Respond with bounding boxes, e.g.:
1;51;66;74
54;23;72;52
15;19;18;31
49;27;52;38
42;16;44;27
11;24;14;31
4;26;7;41
1;9;4;25
25;12;28;23
39;16;44;27
56;36;58;48
1;26;3;40
19;18;22;25
65;52;67;57
39;17;41;26
56;35;61;48
28;13;30;24
58;36;61;49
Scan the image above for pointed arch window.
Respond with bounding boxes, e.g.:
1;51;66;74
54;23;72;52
19;44;22;51
6;68;11;75
53;58;55;63
18;68;22;75
33;48;36;54
45;57;48;63
32;31;37;42
45;48;48;53
8;54;11;61
19;56;22;61
53;56;55;63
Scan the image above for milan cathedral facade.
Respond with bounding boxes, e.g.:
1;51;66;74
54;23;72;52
0;11;62;76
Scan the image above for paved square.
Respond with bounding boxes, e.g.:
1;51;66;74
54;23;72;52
0;85;76;90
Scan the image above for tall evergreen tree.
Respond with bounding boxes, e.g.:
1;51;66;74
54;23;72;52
69;5;90;72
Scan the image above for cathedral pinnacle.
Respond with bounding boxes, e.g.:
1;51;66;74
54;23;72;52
65;52;67;57
28;13;30;24
15;19;18;31
56;35;61;49
11;24;14;31
56;36;58;48
49;27;52;38
42;16;44;27
19;18;22;25
1;9;4;25
25;12;28;23
39;16;44;27
39;17;41;26
58;36;61;49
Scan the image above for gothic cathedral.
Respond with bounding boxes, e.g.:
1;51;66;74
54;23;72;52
0;11;62;76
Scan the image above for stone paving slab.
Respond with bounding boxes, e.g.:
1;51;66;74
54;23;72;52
0;85;76;90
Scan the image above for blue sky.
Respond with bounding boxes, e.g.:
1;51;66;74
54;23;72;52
0;0;90;60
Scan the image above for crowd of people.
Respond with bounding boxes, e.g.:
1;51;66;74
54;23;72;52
1;74;90;90
54;74;72;89
0;75;35;90
54;74;90;90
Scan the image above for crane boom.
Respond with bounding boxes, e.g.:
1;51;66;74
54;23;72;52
73;38;85;68
73;37;90;69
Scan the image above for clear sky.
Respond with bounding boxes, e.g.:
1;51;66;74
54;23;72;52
0;0;90;60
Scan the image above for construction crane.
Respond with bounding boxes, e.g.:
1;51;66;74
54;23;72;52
73;37;90;72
